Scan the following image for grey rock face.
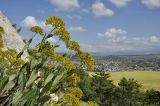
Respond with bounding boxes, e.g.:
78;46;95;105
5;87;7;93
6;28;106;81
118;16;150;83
0;11;28;59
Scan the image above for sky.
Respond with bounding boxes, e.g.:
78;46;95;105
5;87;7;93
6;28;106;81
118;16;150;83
0;0;160;55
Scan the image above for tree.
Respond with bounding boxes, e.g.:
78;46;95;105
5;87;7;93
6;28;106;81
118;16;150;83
90;72;115;106
115;77;142;106
77;69;94;101
144;89;160;105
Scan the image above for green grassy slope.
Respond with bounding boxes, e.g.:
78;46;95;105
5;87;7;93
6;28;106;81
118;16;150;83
109;71;160;90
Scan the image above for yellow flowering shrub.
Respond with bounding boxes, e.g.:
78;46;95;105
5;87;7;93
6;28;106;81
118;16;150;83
0;16;97;106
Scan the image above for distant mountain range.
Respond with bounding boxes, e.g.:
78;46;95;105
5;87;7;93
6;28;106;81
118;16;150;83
91;50;160;56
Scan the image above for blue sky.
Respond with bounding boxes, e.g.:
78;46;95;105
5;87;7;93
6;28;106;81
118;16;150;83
0;0;160;54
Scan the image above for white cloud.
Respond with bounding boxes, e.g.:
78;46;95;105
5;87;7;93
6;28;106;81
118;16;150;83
21;16;51;31
98;28;127;42
92;35;160;52
92;28;160;53
142;0;160;8
150;36;159;43
50;0;79;11
110;0;132;8
92;1;114;17
66;15;82;20
69;26;86;32
21;16;38;28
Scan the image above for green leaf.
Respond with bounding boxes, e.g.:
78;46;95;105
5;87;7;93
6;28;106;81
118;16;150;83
46;34;54;39
9;74;16;81
20;88;37;105
28;38;33;45
16;51;24;59
12;90;23;105
41;81;52;95
34;62;44;70
26;70;38;87
18;72;27;90
52;72;64;88
44;73;54;86
0;76;9;90
37;95;51;104
3;81;15;91
19;62;28;72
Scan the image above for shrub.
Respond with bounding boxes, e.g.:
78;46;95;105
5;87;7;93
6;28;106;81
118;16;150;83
0;16;95;105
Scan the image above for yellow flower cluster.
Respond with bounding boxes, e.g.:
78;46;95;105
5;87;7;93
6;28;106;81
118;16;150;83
30;26;44;35
54;27;70;42
52;54;76;70
0;27;4;48
67;87;83;99
37;42;55;57
62;93;80;106
67;40;80;52
0;49;24;75
79;52;94;70
87;101;99;106
45;16;65;29
45;16;95;71
68;74;80;86
3;49;25;66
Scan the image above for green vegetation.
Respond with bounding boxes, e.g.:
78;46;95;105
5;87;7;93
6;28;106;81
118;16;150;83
0;16;95;106
109;71;160;90
80;71;160;106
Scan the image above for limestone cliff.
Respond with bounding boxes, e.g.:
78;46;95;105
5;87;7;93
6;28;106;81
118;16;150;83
0;11;27;59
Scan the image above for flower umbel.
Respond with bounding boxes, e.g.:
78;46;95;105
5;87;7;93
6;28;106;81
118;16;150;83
31;26;44;35
45;16;65;30
79;52;94;70
67;40;80;52
52;54;76;70
54;27;71;42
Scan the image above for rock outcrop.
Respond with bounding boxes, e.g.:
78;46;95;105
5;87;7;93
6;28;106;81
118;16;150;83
0;11;27;59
